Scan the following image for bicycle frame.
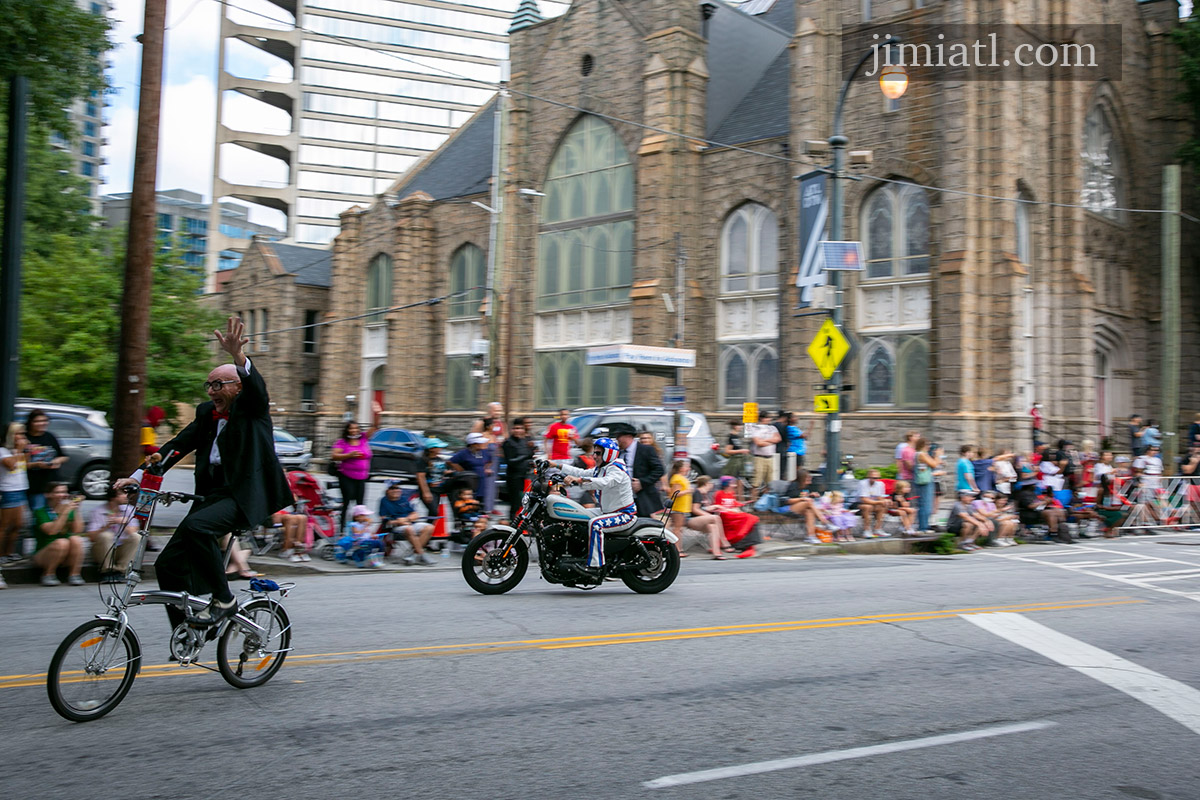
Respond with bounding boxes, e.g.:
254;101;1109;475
99;486;294;652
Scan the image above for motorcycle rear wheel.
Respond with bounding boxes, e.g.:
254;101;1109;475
621;538;680;594
462;530;528;595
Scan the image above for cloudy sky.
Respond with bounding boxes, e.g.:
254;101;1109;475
102;0;290;226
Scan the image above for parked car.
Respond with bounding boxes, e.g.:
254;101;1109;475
368;427;506;491
14;399;112;499
367;428;427;480
273;428;312;469
566;406;726;479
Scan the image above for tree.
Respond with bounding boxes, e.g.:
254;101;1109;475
19;229;222;420
1174;12;1200;173
0;0;111;137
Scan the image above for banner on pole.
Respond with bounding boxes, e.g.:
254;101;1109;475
796;170;829;307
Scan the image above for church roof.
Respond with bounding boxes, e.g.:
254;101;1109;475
509;0;544;32
703;0;792;141
709;48;791;145
269;242;332;288
391;97;498;203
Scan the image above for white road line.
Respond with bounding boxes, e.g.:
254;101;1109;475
642;721;1055;789
986;545;1200;602
963;612;1200;736
1119;568;1200;580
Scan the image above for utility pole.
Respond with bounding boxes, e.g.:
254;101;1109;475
0;76;28;432
112;0;167;477
1161;165;1180;473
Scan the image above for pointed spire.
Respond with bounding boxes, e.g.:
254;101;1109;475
509;0;543;32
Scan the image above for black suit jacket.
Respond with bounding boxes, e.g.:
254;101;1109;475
158;361;292;527
631;443;665;517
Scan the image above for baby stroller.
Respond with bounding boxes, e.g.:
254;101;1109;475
286;468;343;560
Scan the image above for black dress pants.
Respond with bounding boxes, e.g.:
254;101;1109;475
156;488;247;628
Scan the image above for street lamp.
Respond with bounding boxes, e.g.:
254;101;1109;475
823;36;906;492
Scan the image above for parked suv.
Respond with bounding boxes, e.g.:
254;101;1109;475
567;406;725;478
14;399;112;499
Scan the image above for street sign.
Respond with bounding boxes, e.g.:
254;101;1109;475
814;394;839;413
662;385;685;409
742;403;759;424
806;318;850;380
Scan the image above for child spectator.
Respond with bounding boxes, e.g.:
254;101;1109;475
86;486;142;582
819;491;857;543
887;480;917;535
957;445;979;493
451;488;485;542
857;469;890;538
379;480;435;565
336;504;384;568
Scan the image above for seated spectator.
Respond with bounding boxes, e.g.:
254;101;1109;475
887;480;917;535
785;469;831;544
276;502;310;563
670;462;730;559
704;476;761;558
33;482;86;585
1;422;30;569
220;533;261;580
1039;458;1065;492
1014;481;1071;543
336;504;385;568
947;489;985;551
819;491;857;543
86;487;143;582
972;490;1015;546
379;480;435;565
451;487;486;543
857;469;890;538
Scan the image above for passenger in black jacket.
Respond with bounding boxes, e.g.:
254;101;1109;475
116;317;291;629
609;423;664;517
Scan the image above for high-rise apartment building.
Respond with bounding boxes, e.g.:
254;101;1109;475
103;189;285;272
49;0;110;215
206;0;564;283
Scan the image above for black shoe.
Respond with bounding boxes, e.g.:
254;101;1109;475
186;598;238;628
100;571;124;584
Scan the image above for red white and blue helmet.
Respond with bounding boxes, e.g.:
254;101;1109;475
594;437;620;466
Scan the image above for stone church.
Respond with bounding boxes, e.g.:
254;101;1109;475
309;0;1196;464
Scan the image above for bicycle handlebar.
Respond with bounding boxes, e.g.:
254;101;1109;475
121;485;204;505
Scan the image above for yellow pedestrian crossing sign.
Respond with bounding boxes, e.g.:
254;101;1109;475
815;394;839;413
806;319;850;380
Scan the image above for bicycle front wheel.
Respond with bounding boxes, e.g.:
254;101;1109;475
217;599;291;689
47;619;141;722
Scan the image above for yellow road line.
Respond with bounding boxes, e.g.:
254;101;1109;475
3;597;1142;690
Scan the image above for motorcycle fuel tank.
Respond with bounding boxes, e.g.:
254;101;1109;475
545;494;597;522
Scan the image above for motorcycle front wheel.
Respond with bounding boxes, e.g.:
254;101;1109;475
462;530;528;595
621;538;681;594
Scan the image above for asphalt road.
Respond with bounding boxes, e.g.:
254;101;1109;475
6;535;1200;799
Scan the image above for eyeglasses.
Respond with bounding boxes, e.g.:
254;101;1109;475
203;379;239;392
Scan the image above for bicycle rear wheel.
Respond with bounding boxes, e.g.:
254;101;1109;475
47;619;141;722
217;599;291;689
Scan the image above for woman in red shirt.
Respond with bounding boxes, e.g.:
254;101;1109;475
705;476;761;558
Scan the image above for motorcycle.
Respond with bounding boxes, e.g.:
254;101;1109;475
460;460;681;594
